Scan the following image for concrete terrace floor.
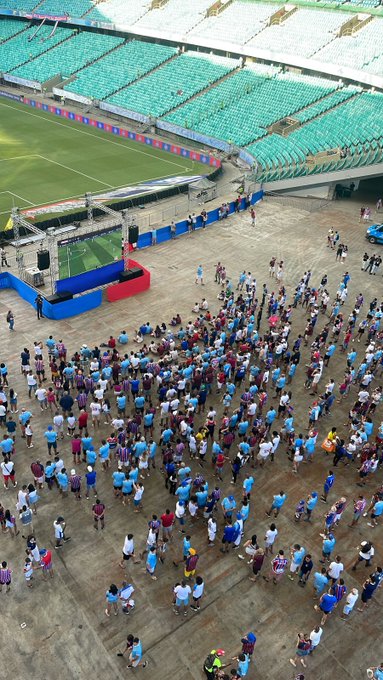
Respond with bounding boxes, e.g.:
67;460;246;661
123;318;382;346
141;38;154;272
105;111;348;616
0;193;382;680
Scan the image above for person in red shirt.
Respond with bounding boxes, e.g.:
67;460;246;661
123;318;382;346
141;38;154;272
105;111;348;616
161;509;174;541
78;410;88;435
93;499;105;530
71;435;82;464
215;452;228;481
40;548;54;579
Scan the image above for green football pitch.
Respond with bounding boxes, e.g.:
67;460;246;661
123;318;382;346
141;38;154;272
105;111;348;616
57;229;122;279
0;98;204;229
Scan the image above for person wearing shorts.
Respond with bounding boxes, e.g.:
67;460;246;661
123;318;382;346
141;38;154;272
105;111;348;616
190;576;204;611
173;581;191;616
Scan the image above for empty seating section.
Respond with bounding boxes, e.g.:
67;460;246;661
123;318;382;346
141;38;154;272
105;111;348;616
134;0;213;35
348;0;380;7
86;0;151;25
106;53;237;118
247;9;347;57
164;65;277;146
64;40;176;100
315;19;383;72
248;92;383;181
11;31;123;82
35;0;95;16
0;0;40;10
294;86;360;124
0;24;71;73
164;69;337;146
188;1;280;46
0;19;27;42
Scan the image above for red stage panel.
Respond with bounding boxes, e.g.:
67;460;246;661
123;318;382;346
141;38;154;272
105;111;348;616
106;260;150;302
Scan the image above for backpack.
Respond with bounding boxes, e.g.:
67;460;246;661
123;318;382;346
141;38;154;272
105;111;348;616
203;653;217;671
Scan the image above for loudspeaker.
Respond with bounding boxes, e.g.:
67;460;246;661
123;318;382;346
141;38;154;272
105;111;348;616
46;290;73;304
118;267;144;283
128;225;139;245
37;249;50;271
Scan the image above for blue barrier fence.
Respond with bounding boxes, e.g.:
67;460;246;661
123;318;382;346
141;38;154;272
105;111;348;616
0;272;102;319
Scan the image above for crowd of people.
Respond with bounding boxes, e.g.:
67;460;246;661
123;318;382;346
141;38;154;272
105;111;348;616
0;222;382;678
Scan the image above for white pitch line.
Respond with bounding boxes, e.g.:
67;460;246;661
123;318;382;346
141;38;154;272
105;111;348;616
0;154;39;163
9;191;34;206
37;154;114;189
0;100;195;171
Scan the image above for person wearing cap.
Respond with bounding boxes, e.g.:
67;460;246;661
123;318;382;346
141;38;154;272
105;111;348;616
240;632;256;658
85;466;97;499
221;494;236;520
203;649;226;679
184;548;199;579
44;425;58;456
69;469;82;500
351;541;375;570
40;548;54;580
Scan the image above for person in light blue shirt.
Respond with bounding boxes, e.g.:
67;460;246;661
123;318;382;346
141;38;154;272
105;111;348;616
117;395;126;414
221;495;236;519
129;466;139;483
178;465;191;481
364;418;373;438
44;426;58;454
240;500;250;523
196;489;208;509
121;355;130;376
321;533;336;561
135;395;145;412
304;491;318;521
243;475;254;499
265;408;276;427
266;491;287;517
313;569;329;596
102;365;112;381
288;544;306;580
175;482;191;502
0;436;14;456
146;548;157;580
99;441;110;469
238;419;249;436
86;447;97;466
112;469;125;495
133;439;147;459
57;469;68;494
118;331;128;344
161;428;173;445
236;653;250;677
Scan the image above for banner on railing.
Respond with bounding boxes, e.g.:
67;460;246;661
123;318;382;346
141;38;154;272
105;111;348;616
53;87;92;105
4;73;41;91
157;119;230;152
100;101;150;124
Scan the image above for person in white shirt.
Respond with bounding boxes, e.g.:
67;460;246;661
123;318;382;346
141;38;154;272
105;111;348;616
35;387;47;410
94;387;104;401
341;588;359;619
257;440;273;466
112;417;124;430
190;576;205;611
208;517;216;546
90;400;101;428
27;372;37;398
271;432;281;461
309;626;323;650
264;524;278;555
53;412;64;439
173;580;191;615
328;556;344;583
119;533;138;568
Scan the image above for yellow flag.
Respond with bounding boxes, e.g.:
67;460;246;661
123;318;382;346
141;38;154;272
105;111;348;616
3;216;13;232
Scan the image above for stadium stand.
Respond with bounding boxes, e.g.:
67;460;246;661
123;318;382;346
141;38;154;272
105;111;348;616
64;40;177;100
33;0;95;17
0;18;27;42
106;52;238;118
86;0;151;25
247;91;383;181
11;31;123;83
0;0;41;10
294;85;360;124
247;8;348;57
188;1;280;46
0;23;72;73
164;68;338;146
315;18;383;72
134;0;213;35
